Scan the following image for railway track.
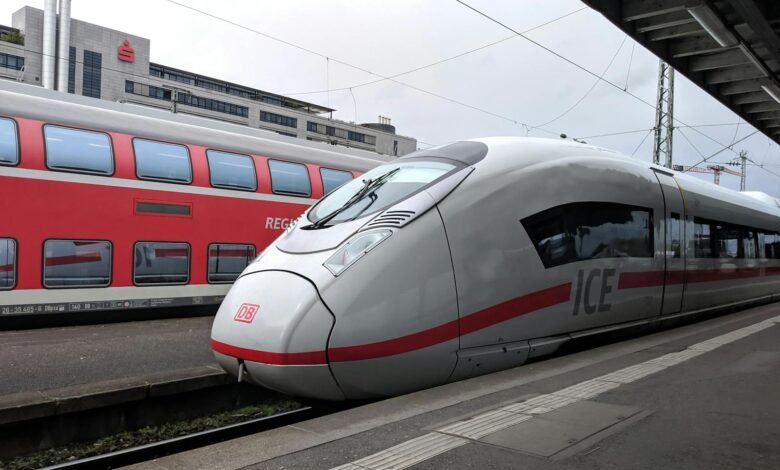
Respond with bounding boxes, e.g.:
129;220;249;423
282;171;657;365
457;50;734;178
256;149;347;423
42;407;325;470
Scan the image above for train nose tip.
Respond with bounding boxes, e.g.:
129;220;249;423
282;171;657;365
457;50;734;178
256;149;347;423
210;270;345;400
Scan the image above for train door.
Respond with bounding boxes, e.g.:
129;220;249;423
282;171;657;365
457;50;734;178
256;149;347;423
653;170;685;314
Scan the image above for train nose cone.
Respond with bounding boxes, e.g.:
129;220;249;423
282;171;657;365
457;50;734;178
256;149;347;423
210;270;344;400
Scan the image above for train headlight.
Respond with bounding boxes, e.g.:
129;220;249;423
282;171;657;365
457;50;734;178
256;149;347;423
323;229;392;276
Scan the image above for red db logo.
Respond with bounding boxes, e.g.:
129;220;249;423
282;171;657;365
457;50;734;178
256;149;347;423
118;40;135;63
234;303;259;323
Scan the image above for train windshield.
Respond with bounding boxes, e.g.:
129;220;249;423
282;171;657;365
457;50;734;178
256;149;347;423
307;160;456;226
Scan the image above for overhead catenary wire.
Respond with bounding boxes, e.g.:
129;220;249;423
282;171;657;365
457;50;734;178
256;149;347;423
165;0;566;137
454;0;769;157
630;129;654;157
683;130;760;171
575;128;653;140
676;127;707;160
531;35;628;129
282;7;588;96
624;41;636;91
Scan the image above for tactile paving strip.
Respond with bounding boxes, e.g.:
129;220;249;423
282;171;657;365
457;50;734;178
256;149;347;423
330;314;779;470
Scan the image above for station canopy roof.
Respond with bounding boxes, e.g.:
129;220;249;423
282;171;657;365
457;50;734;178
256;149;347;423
582;0;780;144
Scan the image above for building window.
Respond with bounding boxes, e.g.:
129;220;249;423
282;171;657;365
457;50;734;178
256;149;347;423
320;168;353;194
0;117;19;165
82;50;102;98
176;93;248;118
260;95;283;107
260;111;297;128
522;202;653;268
0;52;24;71
0;238;16;290
43;240;111;288
133;139;192;184
208;244;256;283
134;242;189;285
307;121;318;133
149;84;171;101
268;159;311;196
67;46;76;94
44;125;113;175
206;150;256;191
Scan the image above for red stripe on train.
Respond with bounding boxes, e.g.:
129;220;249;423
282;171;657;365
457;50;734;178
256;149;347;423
329;282;572;362
214;283;572;365
210;339;328;365
44;253;102;267
154;248;188;257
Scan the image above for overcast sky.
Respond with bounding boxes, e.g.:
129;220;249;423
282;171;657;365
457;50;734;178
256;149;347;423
4;0;780;196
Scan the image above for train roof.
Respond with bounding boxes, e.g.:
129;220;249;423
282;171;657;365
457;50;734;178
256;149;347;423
459;137;780;222
0;79;390;172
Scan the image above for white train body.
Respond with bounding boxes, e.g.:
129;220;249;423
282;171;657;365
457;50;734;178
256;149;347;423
211;138;780;400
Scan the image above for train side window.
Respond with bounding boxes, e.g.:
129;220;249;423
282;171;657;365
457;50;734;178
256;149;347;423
670;213;681;258
206;150;257;191
268;160;311;197
320;168;353;194
765;232;780;259
43;240;111;288
44;125;113;175
522;202;652;268
133;139;192;184
207;244;256;283
694;219;713;258
134;242;190;285
714;223;740;258
522;209;573;267
0;238;16;290
0;118;19;165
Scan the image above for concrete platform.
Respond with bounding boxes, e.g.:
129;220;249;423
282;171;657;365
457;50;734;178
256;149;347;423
0;316;218;425
129;302;780;470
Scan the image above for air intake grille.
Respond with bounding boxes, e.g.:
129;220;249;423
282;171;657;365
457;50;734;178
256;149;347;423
366;210;416;228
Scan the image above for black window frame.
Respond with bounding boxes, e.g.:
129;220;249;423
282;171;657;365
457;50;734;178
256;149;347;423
42;238;113;289
206;149;257;192
42;124;115;176
0;237;17;290
0;116;20;167
522;201;655;269
206;243;256;284
319;167;354;195
132;137;193;185
133;241;191;286
268;159;312;197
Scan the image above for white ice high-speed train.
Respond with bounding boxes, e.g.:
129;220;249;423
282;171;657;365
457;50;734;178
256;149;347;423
210;137;780;400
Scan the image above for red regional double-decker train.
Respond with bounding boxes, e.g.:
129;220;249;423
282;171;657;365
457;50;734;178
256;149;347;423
0;80;387;325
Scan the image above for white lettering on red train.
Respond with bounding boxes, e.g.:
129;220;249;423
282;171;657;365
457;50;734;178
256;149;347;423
265;217;294;230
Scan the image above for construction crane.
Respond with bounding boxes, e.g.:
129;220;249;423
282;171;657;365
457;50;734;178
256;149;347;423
672;164;741;185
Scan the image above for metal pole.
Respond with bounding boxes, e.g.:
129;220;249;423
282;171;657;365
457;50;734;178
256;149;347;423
652;60;675;168
739;150;747;191
56;0;71;92
41;0;57;90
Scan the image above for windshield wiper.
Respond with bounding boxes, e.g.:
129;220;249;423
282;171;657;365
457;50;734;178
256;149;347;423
310;168;400;229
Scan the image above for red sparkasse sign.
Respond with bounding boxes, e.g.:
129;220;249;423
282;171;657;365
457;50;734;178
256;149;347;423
118;40;135;63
